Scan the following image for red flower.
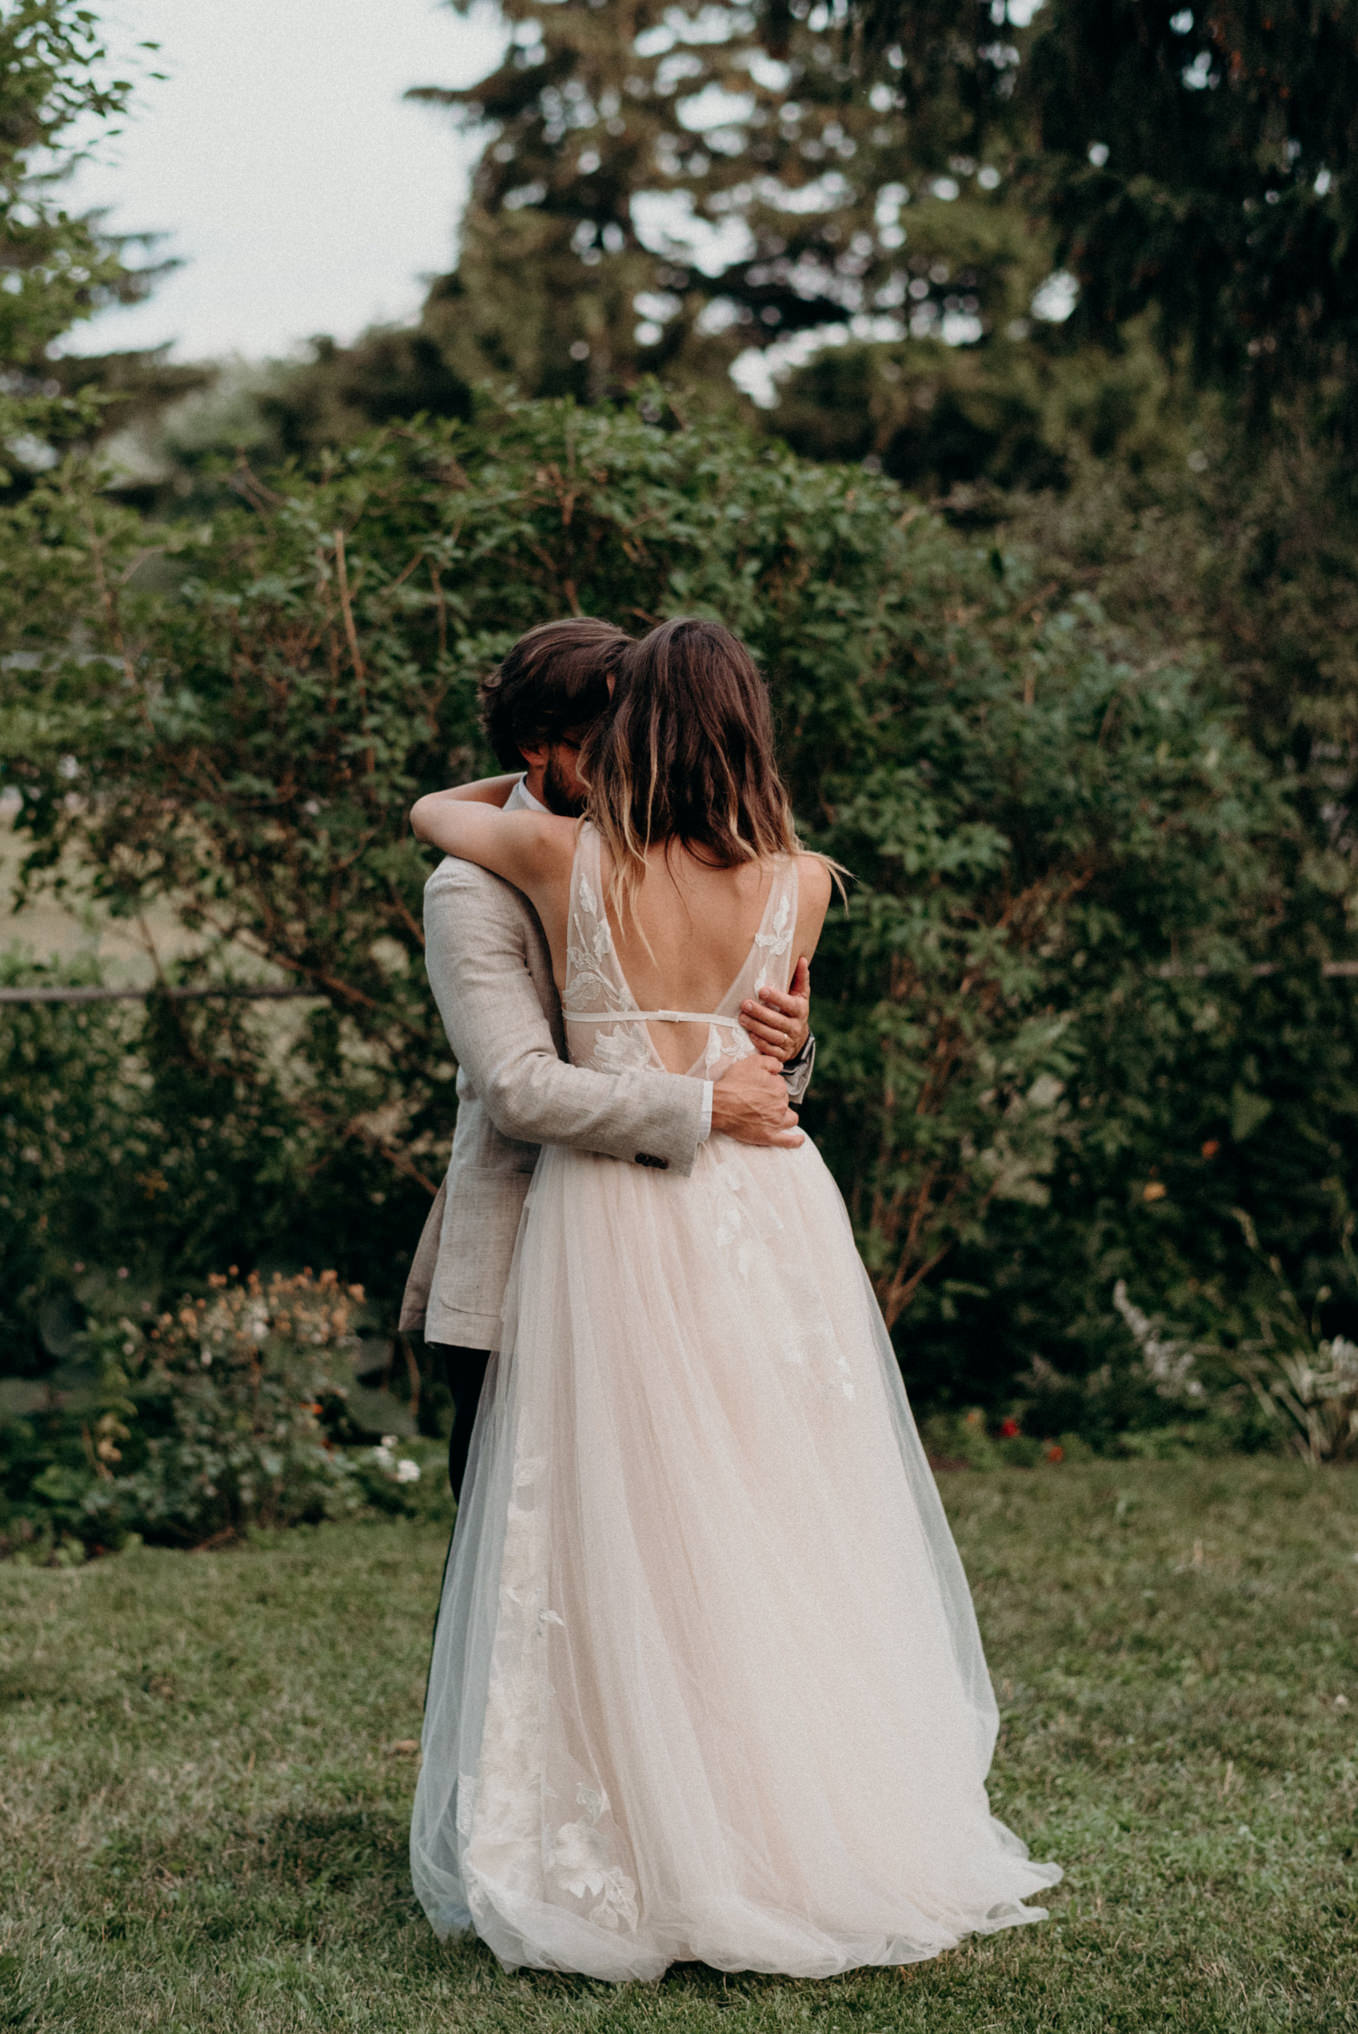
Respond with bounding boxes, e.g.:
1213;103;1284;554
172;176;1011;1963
1201;1139;1220;1159
999;1417;1022;1439
1045;1442;1065;1463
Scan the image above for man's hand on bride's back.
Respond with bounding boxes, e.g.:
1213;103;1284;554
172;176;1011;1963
710;1054;805;1148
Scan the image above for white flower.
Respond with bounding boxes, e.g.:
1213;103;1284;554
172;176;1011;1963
1112;1279;1201;1399
394;1457;421;1484
1322;1336;1358;1384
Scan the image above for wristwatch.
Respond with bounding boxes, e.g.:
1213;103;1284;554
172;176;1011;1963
783;1031;814;1072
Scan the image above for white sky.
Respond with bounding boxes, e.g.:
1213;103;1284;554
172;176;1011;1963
63;0;507;363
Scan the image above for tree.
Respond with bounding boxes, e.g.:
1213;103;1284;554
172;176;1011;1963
848;0;1358;429
0;0;190;488
407;0;1045;403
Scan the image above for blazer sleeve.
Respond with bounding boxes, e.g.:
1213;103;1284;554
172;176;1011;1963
424;860;707;1176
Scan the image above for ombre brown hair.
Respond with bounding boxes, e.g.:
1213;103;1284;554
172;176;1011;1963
478;617;631;770
578;616;804;918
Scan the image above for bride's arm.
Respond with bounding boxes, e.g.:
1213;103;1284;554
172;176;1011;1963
409;777;569;892
413;770;519;815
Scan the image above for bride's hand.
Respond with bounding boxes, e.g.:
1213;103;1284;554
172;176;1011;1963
738;956;811;1062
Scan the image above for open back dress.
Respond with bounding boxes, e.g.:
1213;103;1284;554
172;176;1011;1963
410;821;1060;1981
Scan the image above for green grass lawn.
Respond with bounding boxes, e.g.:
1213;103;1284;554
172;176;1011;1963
2;1458;1355;2033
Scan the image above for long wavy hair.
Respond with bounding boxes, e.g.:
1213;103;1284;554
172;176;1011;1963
578;616;805;922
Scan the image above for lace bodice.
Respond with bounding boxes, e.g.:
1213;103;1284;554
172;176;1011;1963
561;822;799;1081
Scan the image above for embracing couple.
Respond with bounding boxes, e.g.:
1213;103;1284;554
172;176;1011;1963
403;614;1060;1983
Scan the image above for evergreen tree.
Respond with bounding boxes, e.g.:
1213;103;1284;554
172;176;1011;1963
409;0;1047;401
848;0;1358;429
0;0;188;488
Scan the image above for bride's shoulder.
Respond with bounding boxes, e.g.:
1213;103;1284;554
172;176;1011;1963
793;851;835;909
510;809;578;858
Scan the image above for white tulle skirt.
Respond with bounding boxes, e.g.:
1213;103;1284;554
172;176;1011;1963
410;1133;1061;1981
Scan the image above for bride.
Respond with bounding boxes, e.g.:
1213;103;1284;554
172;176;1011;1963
407;616;1061;1982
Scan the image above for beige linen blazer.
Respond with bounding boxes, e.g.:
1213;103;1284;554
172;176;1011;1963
399;784;709;1351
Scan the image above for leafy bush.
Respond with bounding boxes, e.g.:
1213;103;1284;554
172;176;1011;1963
1155;1209;1358;1466
0;943;445;1390
0;396;1283;1405
0;1268;430;1559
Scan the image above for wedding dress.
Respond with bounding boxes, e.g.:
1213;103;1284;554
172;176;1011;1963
411;824;1061;1981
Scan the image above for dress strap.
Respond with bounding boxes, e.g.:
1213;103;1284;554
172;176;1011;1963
750;855;800;999
568;1009;744;1028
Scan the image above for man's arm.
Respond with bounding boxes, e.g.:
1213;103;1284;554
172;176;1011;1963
425;861;799;1175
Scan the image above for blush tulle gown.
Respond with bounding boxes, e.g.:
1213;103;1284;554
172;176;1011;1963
410;824;1061;1980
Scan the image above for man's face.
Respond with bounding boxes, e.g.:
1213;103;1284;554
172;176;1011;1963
520;734;589;817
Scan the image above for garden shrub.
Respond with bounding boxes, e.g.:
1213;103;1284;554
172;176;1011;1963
0;393;1314;1458
0;1268;428;1559
0;947;432;1374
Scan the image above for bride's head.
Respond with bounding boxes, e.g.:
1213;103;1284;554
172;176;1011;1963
579;616;800;908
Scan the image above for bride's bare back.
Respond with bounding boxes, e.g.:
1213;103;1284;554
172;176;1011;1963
527;828;832;1078
604;844;827;1073
408;790;832;1077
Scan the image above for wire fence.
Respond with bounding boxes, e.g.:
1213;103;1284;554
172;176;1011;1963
2;960;1358;1006
0;982;326;1006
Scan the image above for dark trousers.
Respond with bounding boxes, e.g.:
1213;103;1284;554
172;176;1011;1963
426;1340;492;1502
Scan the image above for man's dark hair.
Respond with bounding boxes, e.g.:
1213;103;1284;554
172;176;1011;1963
479;617;631;770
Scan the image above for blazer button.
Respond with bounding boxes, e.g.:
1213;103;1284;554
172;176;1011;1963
635;1152;668;1169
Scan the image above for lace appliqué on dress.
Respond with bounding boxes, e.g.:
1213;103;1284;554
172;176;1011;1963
563;870;630;1023
547;1783;640;1931
753;886;795;997
591;1025;653;1074
699;1019;753;1082
461;1450;640;1936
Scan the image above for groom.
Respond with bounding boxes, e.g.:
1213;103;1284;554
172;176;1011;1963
400;617;816;1499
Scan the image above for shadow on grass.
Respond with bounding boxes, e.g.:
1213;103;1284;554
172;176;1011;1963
95;1804;420;1944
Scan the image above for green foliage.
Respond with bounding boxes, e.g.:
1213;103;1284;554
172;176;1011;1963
0;0;183;483
767;318;1204;505
0;397;1282;1379
850;0;1358;427
1110;1206;1358;1467
885;426;1358;1416
917;1405;1083;1470
382;0;1046;408
0;1266;429;1558
0;949;148;1352
0;945;436;1370
1027;1;1358;420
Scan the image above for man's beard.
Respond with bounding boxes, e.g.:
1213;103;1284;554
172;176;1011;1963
541;753;587;818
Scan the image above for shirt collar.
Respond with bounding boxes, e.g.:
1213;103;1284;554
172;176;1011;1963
513;777;549;814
